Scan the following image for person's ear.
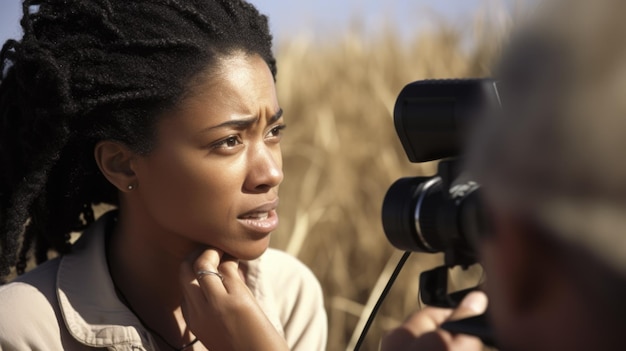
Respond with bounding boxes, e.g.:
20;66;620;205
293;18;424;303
94;140;137;192
488;212;560;314
483;210;572;350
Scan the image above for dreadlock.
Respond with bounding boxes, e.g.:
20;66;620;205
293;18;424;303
0;0;276;282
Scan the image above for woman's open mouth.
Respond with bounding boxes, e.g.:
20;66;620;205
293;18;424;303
237;209;278;233
237;199;279;234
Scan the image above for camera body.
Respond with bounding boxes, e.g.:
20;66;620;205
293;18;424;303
382;79;500;345
393;79;499;164
383;78;499;267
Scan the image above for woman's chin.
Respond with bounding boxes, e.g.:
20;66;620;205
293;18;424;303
224;238;271;261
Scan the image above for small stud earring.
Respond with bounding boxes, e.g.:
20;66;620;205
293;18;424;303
127;184;134;190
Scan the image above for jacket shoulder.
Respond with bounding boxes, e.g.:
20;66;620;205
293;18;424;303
260;248;321;285
0;260;65;350
258;248;328;351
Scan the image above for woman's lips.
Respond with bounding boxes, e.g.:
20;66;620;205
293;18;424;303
237;199;279;234
237;209;279;234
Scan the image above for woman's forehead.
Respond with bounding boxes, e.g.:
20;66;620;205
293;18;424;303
159;54;278;130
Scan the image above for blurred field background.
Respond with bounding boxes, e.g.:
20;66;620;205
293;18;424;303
0;1;525;350
267;3;520;350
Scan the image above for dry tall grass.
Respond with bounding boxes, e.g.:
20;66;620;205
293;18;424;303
269;9;512;351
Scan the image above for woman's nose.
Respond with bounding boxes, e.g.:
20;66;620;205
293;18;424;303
243;143;283;193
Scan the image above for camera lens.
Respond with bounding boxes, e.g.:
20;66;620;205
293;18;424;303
382;175;483;264
382;176;449;252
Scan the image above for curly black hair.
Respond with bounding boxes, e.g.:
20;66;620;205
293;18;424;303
0;0;276;282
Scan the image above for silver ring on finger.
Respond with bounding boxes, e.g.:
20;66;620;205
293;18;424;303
196;270;224;281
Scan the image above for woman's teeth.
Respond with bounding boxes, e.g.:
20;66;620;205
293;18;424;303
244;212;269;220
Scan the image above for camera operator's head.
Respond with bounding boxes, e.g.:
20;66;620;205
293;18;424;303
467;0;626;350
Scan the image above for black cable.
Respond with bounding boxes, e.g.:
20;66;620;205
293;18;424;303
353;250;411;351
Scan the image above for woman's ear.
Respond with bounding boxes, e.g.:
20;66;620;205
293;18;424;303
94;140;137;192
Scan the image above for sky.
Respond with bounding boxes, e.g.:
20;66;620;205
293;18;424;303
0;0;524;45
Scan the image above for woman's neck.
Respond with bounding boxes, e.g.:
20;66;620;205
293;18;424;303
106;207;199;349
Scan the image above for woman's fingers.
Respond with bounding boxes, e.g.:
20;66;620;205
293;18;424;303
179;247;288;351
179;247;222;284
179;248;249;304
216;255;249;293
179;247;227;304
191;248;222;273
194;251;227;298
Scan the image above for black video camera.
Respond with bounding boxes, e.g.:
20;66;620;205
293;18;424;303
381;78;500;346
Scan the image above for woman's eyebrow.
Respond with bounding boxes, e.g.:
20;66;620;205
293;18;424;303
203;108;284;132
268;108;284;124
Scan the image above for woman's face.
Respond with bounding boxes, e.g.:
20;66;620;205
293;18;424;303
131;53;284;260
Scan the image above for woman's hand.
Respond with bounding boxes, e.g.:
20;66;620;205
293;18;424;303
179;248;289;351
380;291;488;351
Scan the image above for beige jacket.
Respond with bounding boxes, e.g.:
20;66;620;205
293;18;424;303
0;212;327;350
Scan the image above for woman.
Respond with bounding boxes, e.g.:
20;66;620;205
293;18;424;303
0;1;327;350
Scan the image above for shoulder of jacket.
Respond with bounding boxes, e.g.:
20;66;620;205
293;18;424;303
258;248;323;298
0;280;63;349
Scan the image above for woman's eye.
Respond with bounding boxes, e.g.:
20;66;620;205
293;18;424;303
212;136;241;149
267;124;286;139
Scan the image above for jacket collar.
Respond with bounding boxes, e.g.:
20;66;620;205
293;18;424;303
57;211;153;349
